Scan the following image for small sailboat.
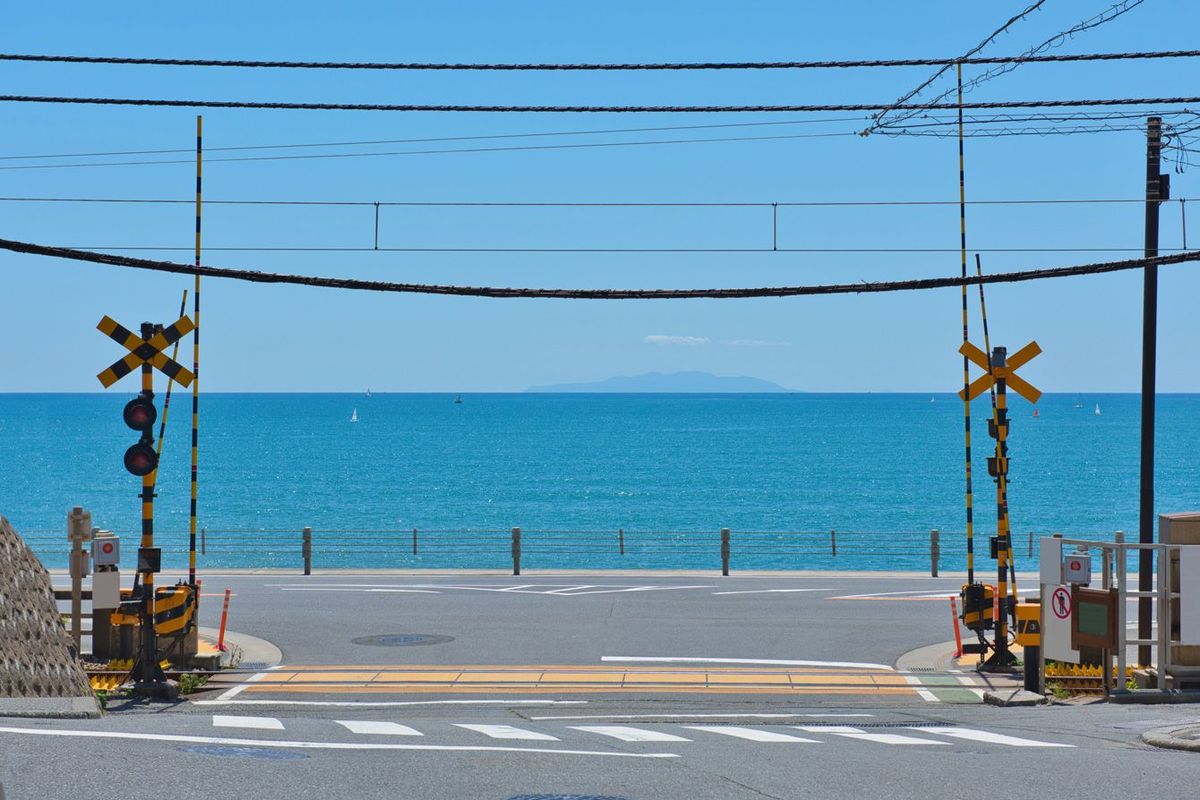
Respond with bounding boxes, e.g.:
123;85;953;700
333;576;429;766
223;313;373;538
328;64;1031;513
366;388;372;398
1073;396;1084;408
929;396;936;403
350;407;359;422
453;395;463;404
1094;403;1102;416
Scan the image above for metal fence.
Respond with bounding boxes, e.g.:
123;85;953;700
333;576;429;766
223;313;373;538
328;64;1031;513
17;525;1074;575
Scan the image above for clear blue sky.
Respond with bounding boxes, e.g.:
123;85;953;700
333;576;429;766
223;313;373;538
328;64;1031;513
1;1;1197;392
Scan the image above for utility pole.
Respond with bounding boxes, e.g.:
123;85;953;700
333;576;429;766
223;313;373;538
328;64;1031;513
1138;117;1168;667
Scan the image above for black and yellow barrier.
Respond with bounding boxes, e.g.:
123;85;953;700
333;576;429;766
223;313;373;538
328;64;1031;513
153;583;196;637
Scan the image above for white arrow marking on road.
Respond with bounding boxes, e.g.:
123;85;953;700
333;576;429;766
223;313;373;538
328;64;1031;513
601;656;894;671
212;715;284;731
916;727;1074;747
570;726;692;743
0;726;675;758
455;724;560;741
683;726;819;743
795;726;949;746
712;589;831;596
336;720;423;736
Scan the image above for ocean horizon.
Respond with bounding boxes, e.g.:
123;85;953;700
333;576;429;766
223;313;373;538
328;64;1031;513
3;392;1196;572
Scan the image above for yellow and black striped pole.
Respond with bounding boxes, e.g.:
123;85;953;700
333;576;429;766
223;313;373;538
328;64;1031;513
189;115;202;587
957;63;975;585
138;323;160;685
154;289;188;460
991;345;1013;665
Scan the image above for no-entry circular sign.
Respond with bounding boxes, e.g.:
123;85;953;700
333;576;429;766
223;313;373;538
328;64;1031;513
1051;587;1072;620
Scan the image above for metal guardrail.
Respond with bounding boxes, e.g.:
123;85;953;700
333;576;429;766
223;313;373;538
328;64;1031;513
18;526;1122;575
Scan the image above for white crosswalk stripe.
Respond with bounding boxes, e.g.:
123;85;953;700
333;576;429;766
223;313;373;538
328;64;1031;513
211;715;285;731
570;726;692;743
795;726;949;746
682;725;819;743
454;724;560;741
915;727;1075;748
335;720;423;736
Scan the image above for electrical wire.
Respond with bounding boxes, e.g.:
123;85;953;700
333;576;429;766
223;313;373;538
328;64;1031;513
2;94;1198;114
44;246;1194;255
871;0;1149;132
1;236;1196;299
5;48;1196;70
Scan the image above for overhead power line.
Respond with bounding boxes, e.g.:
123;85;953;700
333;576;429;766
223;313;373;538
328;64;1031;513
2;94;1198;114
1;236;1196;300
3;48;1196;71
1;195;1186;208
870;0;1148;132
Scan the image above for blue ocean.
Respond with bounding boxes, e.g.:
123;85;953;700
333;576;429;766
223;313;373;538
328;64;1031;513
2;393;1197;572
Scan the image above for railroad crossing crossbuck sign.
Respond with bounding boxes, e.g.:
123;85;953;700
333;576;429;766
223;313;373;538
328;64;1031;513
957;340;1042;404
96;315;195;389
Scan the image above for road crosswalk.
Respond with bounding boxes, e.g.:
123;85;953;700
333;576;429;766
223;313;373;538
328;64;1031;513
207;715;1073;749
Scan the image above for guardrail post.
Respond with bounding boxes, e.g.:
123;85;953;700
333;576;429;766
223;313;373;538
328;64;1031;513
618;528;625;556
512;527;521;575
721;528;731;576
302;526;312;575
1028;530;1033;559
930;529;940;577
201;526;206;556
830;529;837;557
413;527;418;555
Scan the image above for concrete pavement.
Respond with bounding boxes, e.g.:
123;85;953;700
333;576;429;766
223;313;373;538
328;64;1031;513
5;571;1198;799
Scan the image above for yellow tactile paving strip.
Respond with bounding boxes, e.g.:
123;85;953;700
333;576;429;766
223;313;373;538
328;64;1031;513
238;665;916;696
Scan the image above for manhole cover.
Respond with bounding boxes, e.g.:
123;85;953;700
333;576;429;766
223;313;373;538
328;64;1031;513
177;745;308;761
351;633;455;647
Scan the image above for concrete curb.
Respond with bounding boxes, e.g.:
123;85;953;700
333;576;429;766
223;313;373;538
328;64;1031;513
197;627;283;670
0;696;101;720
1140;725;1200;752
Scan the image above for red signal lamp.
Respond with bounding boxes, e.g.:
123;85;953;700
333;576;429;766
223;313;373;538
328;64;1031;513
124;442;158;476
123;394;157;431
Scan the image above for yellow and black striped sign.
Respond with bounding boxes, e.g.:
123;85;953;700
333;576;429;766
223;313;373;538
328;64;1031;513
96;314;195;388
153;584;196;637
958;340;1043;403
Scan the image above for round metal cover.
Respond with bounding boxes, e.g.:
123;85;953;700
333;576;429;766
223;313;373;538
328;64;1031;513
351;633;454;647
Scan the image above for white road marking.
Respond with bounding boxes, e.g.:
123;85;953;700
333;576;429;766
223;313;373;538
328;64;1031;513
455;724;560;741
712;589;831;596
0;726;674;758
530;713;874;721
570;726;692;743
278;588;441;594
193;699;587;708
795;726;949;746
902;675;941;703
211;668;274;702
212;715;285;731
336;720;423;736
683;726;819;743
601;656;894;671
917;727;1074;748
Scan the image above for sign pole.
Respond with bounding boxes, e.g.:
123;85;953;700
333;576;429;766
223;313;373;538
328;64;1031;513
190;114;203;589
136;322;162;690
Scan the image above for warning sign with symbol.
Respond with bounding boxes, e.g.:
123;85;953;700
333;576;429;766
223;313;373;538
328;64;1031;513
1051;587;1072;620
1044;584;1080;664
93;536;120;567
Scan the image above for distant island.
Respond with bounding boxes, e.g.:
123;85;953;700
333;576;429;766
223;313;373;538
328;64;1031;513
527;371;791;393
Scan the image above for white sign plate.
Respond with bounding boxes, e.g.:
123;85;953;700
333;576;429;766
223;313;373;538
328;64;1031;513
1043;583;1080;664
1039;537;1062;585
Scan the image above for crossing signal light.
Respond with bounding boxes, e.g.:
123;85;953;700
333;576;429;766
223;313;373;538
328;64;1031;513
123;392;158;476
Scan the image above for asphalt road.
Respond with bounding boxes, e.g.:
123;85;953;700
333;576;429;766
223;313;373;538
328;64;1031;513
5;571;1198;799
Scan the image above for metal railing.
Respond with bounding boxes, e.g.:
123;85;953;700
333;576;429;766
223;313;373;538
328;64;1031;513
17;525;1100;575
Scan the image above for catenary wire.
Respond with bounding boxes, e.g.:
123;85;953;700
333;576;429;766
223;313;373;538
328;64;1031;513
2;94;1199;113
4;48;1197;70
45;246;1193;254
0;237;1196;299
